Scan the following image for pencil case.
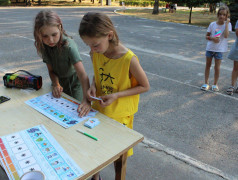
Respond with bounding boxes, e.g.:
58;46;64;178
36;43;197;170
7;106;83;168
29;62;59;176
84;118;100;129
3;70;42;90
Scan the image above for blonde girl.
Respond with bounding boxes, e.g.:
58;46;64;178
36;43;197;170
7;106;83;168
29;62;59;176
34;10;91;117
79;12;150;180
201;6;232;92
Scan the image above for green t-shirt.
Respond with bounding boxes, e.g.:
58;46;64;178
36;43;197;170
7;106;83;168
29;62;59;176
42;35;83;101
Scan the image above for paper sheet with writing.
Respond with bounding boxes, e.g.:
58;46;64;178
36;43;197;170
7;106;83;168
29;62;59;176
0;125;84;180
25;92;97;128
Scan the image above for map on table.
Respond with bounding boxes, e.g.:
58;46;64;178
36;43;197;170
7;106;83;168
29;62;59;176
0;125;84;180
25;92;97;128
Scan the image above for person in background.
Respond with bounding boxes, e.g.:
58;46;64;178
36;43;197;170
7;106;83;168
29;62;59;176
166;3;169;12
201;6;232;92
174;3;177;13
34;10;91;117
169;3;174;13
226;20;238;95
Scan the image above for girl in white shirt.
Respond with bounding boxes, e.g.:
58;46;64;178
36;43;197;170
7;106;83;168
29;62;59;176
201;6;232;92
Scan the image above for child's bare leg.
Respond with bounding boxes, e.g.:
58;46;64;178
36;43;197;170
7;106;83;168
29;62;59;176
92;172;100;180
231;61;238;87
205;57;212;84
214;59;221;85
114;154;128;180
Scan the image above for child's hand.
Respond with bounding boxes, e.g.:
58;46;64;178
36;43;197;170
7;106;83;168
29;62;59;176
226;18;230;23
87;86;96;101
77;99;91;117
213;37;220;43
100;93;118;107
52;85;63;98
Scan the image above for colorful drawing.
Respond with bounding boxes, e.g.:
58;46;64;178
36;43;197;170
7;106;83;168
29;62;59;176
0;138;20;180
214;29;222;37
25;93;98;128
36;137;43;142
0;125;84;180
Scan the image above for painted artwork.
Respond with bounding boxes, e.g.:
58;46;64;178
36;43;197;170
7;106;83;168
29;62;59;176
0;125;84;180
25;92;97;128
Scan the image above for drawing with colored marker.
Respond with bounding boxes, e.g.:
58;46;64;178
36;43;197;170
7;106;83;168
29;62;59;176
0;125;84;180
25;92;98;128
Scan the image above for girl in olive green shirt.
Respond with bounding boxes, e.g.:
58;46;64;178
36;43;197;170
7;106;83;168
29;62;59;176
34;10;91;117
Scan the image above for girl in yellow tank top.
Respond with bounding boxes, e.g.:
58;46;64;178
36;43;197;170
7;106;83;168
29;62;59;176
79;12;150;180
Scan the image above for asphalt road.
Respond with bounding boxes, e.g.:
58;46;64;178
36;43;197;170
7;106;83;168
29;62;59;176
0;7;237;180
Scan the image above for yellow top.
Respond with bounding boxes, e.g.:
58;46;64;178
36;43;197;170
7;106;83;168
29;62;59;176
92;49;140;118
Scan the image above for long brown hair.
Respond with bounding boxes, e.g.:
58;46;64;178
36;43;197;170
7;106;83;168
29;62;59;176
34;10;68;56
79;12;119;46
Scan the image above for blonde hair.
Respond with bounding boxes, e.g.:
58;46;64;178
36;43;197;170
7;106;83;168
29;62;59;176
217;6;230;18
79;12;119;46
33;10;68;56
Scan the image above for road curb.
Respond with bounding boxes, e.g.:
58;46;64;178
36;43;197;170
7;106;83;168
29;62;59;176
142;137;236;180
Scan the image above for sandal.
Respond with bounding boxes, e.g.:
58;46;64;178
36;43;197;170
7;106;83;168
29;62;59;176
212;85;219;92
235;87;238;93
201;84;209;91
227;86;235;95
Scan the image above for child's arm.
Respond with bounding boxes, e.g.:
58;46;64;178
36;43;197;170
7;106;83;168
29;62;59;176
224;18;230;38
46;64;63;98
74;61;91;117
100;56;150;107
86;51;98;102
206;32;212;40
87;76;97;98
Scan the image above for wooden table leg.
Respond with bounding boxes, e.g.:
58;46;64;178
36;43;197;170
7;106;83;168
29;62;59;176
115;151;128;180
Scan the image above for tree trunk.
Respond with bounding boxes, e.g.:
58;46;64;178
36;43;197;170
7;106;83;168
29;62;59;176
209;3;216;13
152;0;159;14
189;7;192;24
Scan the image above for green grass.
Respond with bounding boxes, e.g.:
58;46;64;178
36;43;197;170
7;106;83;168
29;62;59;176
117;9;217;27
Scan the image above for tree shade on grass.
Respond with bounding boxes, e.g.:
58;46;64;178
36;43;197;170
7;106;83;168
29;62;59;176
117;9;217;27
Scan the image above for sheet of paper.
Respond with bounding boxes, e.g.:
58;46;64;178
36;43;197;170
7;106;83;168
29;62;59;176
25;92;97;128
0;125;84;180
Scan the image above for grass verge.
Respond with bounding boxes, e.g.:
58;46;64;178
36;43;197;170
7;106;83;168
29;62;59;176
117;8;217;27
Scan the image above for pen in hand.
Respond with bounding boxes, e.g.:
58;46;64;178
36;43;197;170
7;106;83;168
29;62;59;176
77;129;98;141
